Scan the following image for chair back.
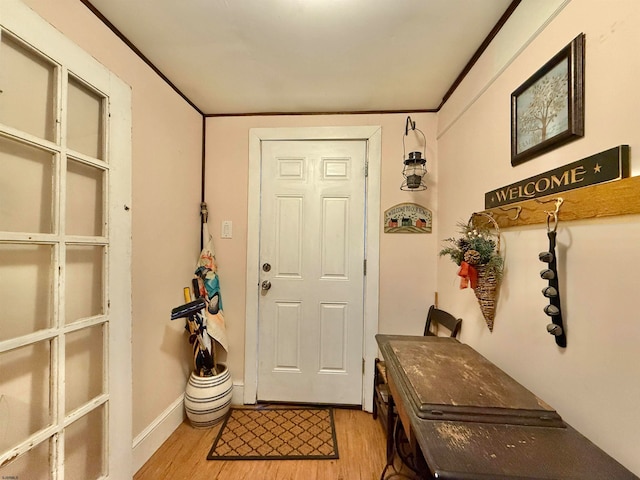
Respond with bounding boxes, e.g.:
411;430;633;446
423;305;462;338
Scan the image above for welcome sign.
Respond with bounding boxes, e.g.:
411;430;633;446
485;146;629;209
384;203;432;233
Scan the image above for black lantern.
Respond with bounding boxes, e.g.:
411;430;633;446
401;116;427;191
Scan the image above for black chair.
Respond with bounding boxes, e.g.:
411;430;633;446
423;304;462;338
373;305;462;424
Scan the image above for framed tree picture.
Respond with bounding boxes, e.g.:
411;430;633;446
511;33;585;166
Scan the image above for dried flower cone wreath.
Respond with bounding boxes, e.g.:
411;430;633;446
440;212;503;331
474;264;498;331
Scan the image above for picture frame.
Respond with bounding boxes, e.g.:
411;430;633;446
511;33;585;166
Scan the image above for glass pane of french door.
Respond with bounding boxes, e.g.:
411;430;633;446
0;439;52;480
65;324;105;413
66;159;105;236
0;32;56;141
0;21;110;479
0;341;52;448
65;244;104;324
67;76;104;160
0;136;55;234
64;404;106;479
0;244;54;340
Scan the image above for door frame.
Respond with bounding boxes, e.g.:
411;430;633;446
244;126;380;411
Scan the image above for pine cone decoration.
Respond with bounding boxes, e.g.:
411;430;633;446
464;249;482;265
457;238;471;251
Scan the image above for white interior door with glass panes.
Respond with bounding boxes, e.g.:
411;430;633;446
0;2;132;479
257;140;366;405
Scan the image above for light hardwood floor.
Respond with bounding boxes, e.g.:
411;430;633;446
134;408;395;480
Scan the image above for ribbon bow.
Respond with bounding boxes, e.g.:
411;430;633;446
458;261;478;289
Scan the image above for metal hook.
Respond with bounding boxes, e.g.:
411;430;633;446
535;197;564;212
405;116;416;135
499;205;522;221
200;202;209;224
535;198;563;233
402;116;426;158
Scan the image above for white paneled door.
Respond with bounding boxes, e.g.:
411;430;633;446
257;140;366;404
0;2;132;479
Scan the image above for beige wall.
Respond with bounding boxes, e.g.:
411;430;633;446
437;0;640;475
22;0;204;439
205;113;439;382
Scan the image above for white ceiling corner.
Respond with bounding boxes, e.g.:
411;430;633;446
86;0;514;115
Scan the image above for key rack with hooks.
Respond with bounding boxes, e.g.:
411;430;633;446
476;175;640;348
482;175;640;229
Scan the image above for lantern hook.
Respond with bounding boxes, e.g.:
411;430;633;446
405;116;416;135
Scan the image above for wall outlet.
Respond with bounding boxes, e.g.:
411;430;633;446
221;220;232;239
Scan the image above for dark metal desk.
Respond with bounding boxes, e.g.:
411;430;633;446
376;334;638;480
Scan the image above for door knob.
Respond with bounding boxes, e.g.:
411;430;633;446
261;280;272;291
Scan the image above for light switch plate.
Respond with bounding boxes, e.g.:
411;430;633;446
221;220;232;239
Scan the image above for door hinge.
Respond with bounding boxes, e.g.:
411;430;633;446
362;358;365;375
365;161;369;177
363;259;367;276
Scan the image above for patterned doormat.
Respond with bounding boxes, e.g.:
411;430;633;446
207;407;339;460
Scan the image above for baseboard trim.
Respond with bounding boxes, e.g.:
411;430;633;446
131;382;246;473
132;393;185;474
232;380;245;405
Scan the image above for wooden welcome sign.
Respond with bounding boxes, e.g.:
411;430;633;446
485;145;629;209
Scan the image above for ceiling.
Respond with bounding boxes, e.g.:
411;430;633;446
84;0;516;116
